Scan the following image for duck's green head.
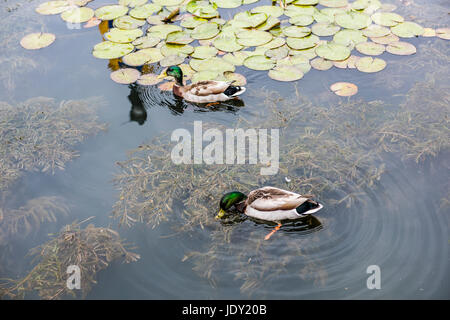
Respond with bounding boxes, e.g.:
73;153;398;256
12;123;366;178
160;66;183;84
216;191;247;219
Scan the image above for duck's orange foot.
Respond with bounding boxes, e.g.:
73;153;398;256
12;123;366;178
264;223;282;241
205;102;220;107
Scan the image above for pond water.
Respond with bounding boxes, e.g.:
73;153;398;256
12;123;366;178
0;0;449;299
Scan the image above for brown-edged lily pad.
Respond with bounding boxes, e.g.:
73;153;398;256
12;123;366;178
110;68;141;84
330;82;358;96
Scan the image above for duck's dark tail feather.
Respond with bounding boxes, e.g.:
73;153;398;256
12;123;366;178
224;85;246;97
296;200;323;215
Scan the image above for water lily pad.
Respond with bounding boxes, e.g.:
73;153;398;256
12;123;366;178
191;45;218;59
147;24;182;39
316;42;351;61
256;16;281;31
36;1;70;15
289;14;314;26
160;43;194;56
158;81;175;91
295;0;319;4
191;70;221;83
212;0;241;8
330;82;358;96
310;57;333;70
20;33;56;50
313;10;334;24
129;4;162;19
362;24;390;38
251;5;284;18
371;12;403;27
286;34;320;49
385;41;416;55
268;65;304;82
224;72;247;86
277;54;311;74
191;23;220;40
370;33;399;44
153;0;183;5
436;28;450;40
166;31;194;44
333;29;367;46
110;68;140;84
180;15;207;28
119;0;148;7
290;46;318;59
421;28;436;38
284;5;315;18
132;35;160;49
104;28;143;43
61;7;94;23
139;47;164;63
113;15;146;30
122;50;150;66
333;55;360;68
213;32;244;52
261;37;286;49
237;30;273;46
355;41;385;55
335;12;371;30
265;46;289;60
312;23;340;36
84;17;102;28
190;57;235;73
243;55;275;70
282;26;311;38
319;0;348;7
95;5;128;21
355;56;386;73
391;22;424;38
233;11;268;28
187;0;219;19
160;54;185;67
222;51;248;65
93;41;134;59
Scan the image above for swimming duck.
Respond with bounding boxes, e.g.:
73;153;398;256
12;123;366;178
216;186;323;240
157;66;246;104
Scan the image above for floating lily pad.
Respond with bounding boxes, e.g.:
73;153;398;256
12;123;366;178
147;24;182;39
213;0;242;8
243;55;275;70
319;0;348;7
313;10;334;24
20;33;56;50
180;15;207;28
132;35;160;49
421;28;436;38
190;57;235;73
93;41;134;59
36;1;69;15
371;12;403;27
113;15;146;30
234;11;267;28
236;30;273;47
290;46;318;59
153;0;183;5
191;70;221;83
160;54;185;67
119;0;148;7
355;56;386;73
84;17;102;28
316;42;351;61
330;82;358;96
257;16;281;31
129;4;162;19
95;5;128;21
355;41;385;55
362;24;390;38
224;72;247;86
333;29;367;46
370;33;399;44
335;12;371;30
269;65;304;82
262;37;286;49
146;14;165;25
187;0;219;19
277;54;311;74
222;51;248;65
191;23;220;40
312;23;340;36
286;34;320;50
104;28;143;43
110;68;140;84
385;41;416;55
160;43;194;56
282;26;311;38
191;45;218;59
212;32;244;52
289;14;314;26
265;46;289;60
166;31;194;44
391;22;424;38
310;57;333;70
61;7;94;23
333;55;360;69
436;28;450;40
251;5;284;18
122;50;152;66
284;5;315;17
296;0;319;4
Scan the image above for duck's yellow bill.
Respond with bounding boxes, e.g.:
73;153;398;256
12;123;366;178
157;72;167;79
215;209;226;219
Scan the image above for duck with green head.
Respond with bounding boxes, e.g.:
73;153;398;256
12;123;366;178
157;66;246;104
217;187;323;240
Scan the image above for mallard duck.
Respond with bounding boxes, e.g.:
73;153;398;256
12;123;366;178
216;186;323;240
157;66;246;104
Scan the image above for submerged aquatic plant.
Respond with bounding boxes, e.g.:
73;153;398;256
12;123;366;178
0;219;140;299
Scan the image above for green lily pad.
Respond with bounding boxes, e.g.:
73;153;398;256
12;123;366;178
187;0;219;19
277;54;311;74
118;0;148;7
146;14;165;25
190;57;235;73
371;12;403;27
236;30;273;47
132;35;160;49
243;55;275;70
191;45;218;59
213;32;244;52
313;11;335;24
315;42;351;61
166;31;194;44
140;47;165;63
284;5;315;17
104;28;143;43
191;70;222;83
333;55;360;69
391;22;424;38
310;57;333;70
191;23;220;40
319;0;348;7
95;5;128;21
312;23;340;36
251;5;284;18
290;46;318;59
268;65;304;82
93;41;134;59
370;33;399;44
224;72;247;86
153;0;184;5
160;54;185;67
385;41;416;55
147;24;182;39
362;24;390;38
212;0;242;8
233;11;268;28
160;43;194;56
286;34;320;50
282;26;311;38
261;37;286;49
61;7;94;23
222;51;249;65
289;14;315;26
122;50;152;66
256;16;281;31
355;41;385;55
36;1;70;15
295;0;319;4
113;15;146;30
137;73;163;86
335;12;371;30
265;46;289;60
180;15;207;28
333;29;367;46
110;68;140;84
355;56;386;73
20;32;56;50
436;28;450;40
129;4;162;19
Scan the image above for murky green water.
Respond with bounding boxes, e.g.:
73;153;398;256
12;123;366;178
0;0;448;299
